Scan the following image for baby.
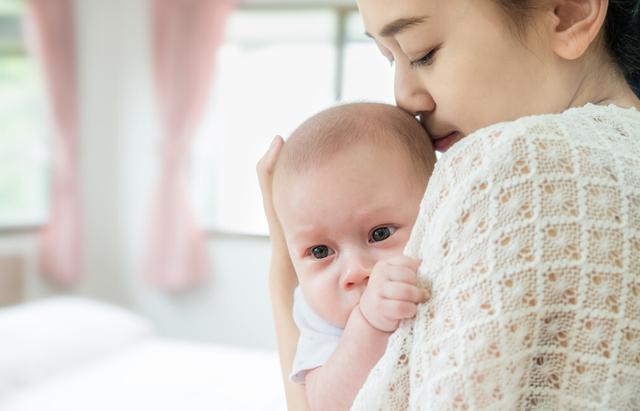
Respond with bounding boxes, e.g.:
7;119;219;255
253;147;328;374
272;102;436;410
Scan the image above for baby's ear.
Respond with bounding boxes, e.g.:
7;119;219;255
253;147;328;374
546;0;608;60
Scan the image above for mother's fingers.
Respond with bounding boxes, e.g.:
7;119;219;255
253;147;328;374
256;135;284;186
256;135;285;230
256;136;284;214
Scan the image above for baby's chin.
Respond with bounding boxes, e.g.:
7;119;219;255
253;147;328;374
303;288;361;328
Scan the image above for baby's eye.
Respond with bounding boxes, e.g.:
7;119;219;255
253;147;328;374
309;245;334;259
369;226;396;243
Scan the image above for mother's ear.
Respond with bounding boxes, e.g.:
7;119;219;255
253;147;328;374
546;0;608;60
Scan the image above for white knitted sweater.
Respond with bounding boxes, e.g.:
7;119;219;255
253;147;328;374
351;104;640;410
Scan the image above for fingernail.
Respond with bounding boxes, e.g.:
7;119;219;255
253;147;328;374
423;289;431;301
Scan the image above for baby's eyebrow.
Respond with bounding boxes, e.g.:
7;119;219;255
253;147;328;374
365;15;429;38
289;224;320;239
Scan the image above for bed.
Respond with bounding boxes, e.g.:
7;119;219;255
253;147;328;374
0;297;286;411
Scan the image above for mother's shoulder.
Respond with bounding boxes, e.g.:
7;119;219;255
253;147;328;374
428;103;640;205
416;103;639;256
442;103;640;171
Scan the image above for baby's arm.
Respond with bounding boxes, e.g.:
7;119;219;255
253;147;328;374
304;256;426;411
305;305;389;411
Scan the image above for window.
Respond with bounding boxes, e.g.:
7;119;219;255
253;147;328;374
191;6;393;235
341;10;394;102
0;0;48;227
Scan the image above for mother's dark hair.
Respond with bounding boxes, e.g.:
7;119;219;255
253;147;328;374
497;0;640;97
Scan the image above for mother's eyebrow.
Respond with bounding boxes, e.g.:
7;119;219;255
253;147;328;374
365;16;429;38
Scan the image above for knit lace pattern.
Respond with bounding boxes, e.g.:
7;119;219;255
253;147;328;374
351;104;640;410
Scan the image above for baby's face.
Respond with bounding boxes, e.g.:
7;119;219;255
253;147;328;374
275;142;426;327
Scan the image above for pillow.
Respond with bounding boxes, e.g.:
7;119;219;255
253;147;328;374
0;296;154;397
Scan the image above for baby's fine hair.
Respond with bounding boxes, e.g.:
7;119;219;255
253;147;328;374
274;102;436;182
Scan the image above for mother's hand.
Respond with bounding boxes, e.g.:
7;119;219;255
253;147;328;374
257;136;309;411
256;136;284;239
256;136;293;282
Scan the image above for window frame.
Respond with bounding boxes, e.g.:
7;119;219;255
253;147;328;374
193;2;395;237
0;6;50;232
0;1;388;236
235;1;359;102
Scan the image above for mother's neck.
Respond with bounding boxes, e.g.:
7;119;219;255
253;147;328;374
567;55;640;110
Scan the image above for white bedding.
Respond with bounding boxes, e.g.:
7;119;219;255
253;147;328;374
0;297;285;411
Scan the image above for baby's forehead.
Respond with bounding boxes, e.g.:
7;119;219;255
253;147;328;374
301;105;429;160
278;137;402;179
273;103;434;199
275;140;422;199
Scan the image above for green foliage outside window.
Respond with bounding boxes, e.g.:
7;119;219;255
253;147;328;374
0;0;48;226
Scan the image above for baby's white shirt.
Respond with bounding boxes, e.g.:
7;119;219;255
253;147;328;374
290;287;343;384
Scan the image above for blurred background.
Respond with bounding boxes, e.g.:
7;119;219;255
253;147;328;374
0;0;393;351
1;1;396;407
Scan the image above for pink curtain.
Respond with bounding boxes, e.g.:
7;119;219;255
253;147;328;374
145;0;234;291
25;0;82;285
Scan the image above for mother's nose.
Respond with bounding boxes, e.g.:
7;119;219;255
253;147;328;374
394;59;435;116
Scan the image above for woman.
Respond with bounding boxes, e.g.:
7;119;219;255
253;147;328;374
258;0;640;409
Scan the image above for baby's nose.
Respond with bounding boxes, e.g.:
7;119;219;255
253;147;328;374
341;260;371;290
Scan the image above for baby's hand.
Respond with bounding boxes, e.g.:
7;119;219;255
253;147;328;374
359;256;428;333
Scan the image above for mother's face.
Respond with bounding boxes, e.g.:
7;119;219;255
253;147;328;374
357;0;572;152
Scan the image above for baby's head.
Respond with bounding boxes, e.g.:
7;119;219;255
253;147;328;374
273;102;436;327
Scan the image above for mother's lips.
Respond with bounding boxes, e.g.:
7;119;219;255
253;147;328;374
431;131;455;140
430;131;460;152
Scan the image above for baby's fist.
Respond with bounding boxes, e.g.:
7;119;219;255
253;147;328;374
359;256;427;333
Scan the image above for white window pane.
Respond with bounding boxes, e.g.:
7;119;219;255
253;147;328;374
191;9;336;235
345;8;368;41
341;43;394;103
341;11;394;103
226;9;336;42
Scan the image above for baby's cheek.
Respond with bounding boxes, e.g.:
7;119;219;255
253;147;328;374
378;235;411;259
302;283;352;328
302;282;335;314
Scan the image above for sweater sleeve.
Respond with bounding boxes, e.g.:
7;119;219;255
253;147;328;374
353;106;640;410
